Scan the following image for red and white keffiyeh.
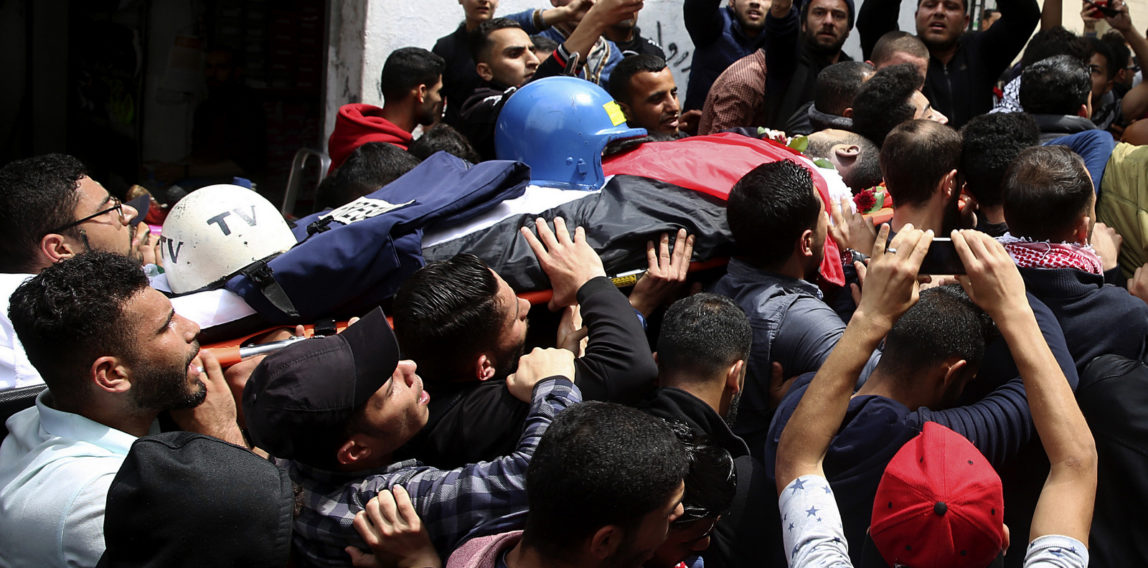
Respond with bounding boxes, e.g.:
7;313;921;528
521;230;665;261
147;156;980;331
998;233;1104;275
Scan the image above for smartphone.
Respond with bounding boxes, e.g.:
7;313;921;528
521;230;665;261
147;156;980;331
919;238;966;275
1087;0;1120;18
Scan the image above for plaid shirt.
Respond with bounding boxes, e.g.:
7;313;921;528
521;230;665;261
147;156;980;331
698;50;767;135
291;378;581;567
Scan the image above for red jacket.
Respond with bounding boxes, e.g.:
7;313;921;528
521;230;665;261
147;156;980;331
326;103;413;173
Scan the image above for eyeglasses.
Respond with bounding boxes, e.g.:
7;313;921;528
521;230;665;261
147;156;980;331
46;195;126;234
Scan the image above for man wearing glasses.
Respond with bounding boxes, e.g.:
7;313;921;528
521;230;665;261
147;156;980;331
0;154;150;391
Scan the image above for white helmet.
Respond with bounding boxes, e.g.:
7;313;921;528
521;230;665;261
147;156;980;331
160;184;297;294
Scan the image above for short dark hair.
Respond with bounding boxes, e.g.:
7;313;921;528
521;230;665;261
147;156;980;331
1101;30;1131;79
522;402;689;558
875;285;994;379
392;254;503;382
959;113;1039;207
608;54;669;104
1003;145;1093;242
1087;36;1117;81
665;421;737;525
657;294;751;382
0;154;87;273
813;61;875;116
1020;27;1090;69
317;142;421;209
408;123;481;163
852;63;923;146
531;34;559;54
8;252;149;406
727;160;821;269
469;18;525;64
380;47;445;102
1020;55;1091;115
870;31;928;67
806;129;884;192
880;119;961;208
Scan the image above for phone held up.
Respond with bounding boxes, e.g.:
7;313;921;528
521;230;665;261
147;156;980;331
919;238;966;275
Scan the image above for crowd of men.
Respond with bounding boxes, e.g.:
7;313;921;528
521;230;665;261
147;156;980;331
2;0;1148;566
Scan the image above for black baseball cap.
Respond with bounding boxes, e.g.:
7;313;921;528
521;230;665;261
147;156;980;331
243;307;400;468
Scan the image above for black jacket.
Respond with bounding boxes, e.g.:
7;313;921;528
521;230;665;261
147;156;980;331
640;387;774;568
403;277;657;468
1076;354;1148;567
615;27;666;59
433;23;482;129
856;0;1039;127
1018;266;1148;372
1031;114;1099;144
763;7;853;130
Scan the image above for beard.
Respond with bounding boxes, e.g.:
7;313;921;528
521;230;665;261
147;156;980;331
418;102;443;127
492;337;528;382
130;346;207;412
804;247;826;282
804;31;847;58
724;390;743;427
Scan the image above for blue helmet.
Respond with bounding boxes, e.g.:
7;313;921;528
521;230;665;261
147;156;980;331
495;76;647;190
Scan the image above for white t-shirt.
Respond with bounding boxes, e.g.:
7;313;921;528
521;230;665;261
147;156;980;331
0;273;41;391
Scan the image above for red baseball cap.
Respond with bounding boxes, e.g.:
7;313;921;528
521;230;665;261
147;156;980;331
870;422;1006;567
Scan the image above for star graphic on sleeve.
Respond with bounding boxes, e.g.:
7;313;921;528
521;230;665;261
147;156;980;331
806;506;819;517
788;522;795;531
791;478;807;492
824;485;833;494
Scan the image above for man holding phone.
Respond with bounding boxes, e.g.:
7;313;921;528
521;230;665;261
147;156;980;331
764;225;1080;564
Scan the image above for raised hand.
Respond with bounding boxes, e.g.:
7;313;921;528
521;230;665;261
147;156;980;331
521;217;607;310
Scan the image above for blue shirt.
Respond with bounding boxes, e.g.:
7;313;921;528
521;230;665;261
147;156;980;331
1046;130;1116;193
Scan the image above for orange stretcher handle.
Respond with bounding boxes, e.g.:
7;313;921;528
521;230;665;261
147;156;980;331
202;320;353;367
519;257;731;306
